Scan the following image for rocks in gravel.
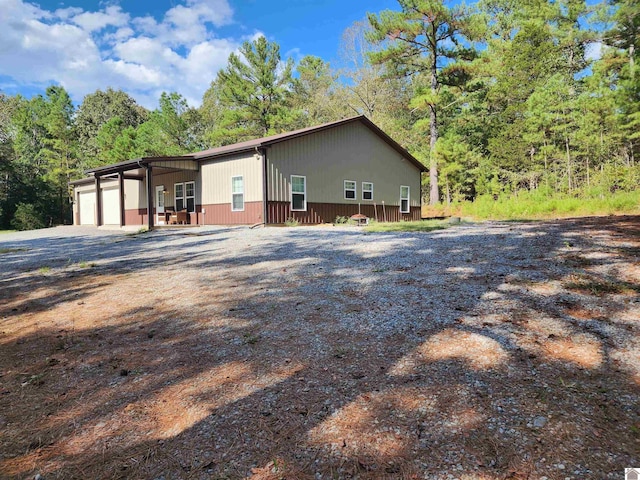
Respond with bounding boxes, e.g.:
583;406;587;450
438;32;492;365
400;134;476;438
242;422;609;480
4;220;639;480
533;416;548;428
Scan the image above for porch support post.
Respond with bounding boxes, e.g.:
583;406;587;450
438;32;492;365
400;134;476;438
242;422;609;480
261;148;268;225
118;171;125;227
146;165;154;230
95;175;102;226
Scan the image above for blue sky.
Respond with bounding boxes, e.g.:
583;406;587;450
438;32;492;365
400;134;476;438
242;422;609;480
0;0;400;108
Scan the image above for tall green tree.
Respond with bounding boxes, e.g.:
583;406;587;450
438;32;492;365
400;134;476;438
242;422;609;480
367;0;478;205
473;0;595;194
336;19;414;144
133;92;204;157
603;0;640;163
8;87;76;226
0;93;18;226
206;36;294;143
75;88;147;168
40;86;77;223
291;55;343;127
604;0;639;70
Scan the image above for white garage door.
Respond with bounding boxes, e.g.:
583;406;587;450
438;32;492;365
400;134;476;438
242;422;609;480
78;191;96;225
101;187;120;225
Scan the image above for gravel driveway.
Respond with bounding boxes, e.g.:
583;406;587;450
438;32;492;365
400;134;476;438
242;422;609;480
1;219;638;479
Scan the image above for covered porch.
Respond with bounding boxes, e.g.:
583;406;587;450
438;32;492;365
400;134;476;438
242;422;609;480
84;156;201;230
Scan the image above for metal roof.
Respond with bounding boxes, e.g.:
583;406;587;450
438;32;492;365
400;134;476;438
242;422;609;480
81;115;426;177
190;115;427;172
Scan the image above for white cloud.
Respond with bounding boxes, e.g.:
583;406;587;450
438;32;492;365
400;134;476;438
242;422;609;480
71;5;130;32
165;0;233;33
585;41;603;61
131;15;158;35
0;0;251;109
1;0;50;21
104;59;164;87
54;7;83;20
104;27;135;43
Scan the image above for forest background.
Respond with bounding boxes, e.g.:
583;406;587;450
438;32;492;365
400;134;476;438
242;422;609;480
0;0;638;229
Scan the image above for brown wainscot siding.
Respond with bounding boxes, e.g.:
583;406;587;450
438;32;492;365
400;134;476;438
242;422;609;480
125;208;147;226
267;201;420;224
200;201;263;225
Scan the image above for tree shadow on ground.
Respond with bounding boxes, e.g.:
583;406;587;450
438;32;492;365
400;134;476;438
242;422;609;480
0;218;638;479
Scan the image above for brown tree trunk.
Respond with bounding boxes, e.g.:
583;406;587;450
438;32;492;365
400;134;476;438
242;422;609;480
429;55;439;205
586;158;590;187
543;137;549;190
445;177;451;205
565;135;572;191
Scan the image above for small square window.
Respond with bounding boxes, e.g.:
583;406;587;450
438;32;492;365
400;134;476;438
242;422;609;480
344;180;356;200
362;182;373;201
292;176;305;193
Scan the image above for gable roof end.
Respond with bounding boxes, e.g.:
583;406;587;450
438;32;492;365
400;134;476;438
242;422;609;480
191;116;428;172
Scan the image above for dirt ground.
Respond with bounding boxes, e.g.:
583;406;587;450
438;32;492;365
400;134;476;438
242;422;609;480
0;217;638;480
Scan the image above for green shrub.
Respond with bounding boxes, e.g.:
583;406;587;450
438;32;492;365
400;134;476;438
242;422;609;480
458;189;640;220
284;217;299;227
11;203;46;231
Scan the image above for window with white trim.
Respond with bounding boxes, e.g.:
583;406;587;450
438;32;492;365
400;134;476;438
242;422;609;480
185;181;195;212
291;175;306;211
362;182;373;201
175;183;184;211
175;181;196;212
400;185;410;213
231;176;244;211
344;180;356;200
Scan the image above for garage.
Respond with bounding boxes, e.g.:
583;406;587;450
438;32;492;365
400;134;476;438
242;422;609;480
78;191;96;225
101;187;120;225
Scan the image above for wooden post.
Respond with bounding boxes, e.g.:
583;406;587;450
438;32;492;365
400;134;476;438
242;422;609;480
95;175;102;226
118;171;125;227
146;165;154;230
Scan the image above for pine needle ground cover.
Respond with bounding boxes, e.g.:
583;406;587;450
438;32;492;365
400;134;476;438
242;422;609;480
0;218;638;479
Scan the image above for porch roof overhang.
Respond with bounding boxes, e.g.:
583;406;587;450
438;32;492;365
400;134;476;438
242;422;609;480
69;173;145;186
85;155;198;177
69;177;96;186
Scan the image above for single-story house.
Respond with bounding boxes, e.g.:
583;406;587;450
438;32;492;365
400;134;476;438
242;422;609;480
71;115;426;228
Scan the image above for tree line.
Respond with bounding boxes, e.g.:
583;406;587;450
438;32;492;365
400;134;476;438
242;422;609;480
0;0;637;229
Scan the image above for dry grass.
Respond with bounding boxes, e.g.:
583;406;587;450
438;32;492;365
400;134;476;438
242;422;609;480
1;217;639;479
563;272;640;296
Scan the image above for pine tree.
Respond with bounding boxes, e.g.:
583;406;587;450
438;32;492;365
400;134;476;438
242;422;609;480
367;0;479;205
207;36;294;143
